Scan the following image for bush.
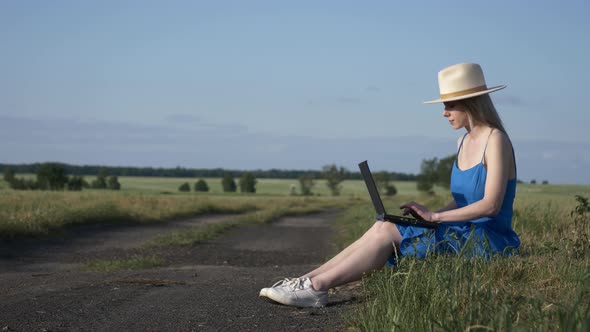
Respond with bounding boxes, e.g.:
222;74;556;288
222;173;237;192
67;176;86;191
178;182;190;192
36;163;68;191
375;171;398;197
239;172;257;193
107;176;121;190
8;177;38;190
385;184;397;196
3;168;15;183
299;175;315;196
417;174;434;193
323;164;347;196
194;179;209;192
92;169;109;189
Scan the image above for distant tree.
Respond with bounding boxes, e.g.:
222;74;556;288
542;180;549;185
416;174;434;193
195;179;209;192
36;163;68;190
92;169;109;189
178;182;190;192
374;171;391;194
298;175;315;196
3;168;15;183
374;171;397;196
67;175;86;191
323;164;348;196
239;172;257;193
222;173;237;192
385;184;398;196
107;176;121;190
530;179;537;185
436;155;456;189
417;158;438;193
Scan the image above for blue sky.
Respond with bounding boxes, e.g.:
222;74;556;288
1;0;589;184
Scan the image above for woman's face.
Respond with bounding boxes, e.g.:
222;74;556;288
442;101;469;129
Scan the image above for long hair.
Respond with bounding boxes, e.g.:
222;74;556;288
460;94;507;134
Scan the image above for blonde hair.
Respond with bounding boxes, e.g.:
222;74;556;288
460;94;507;134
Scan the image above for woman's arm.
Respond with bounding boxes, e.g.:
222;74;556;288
435;200;458;213
402;131;512;222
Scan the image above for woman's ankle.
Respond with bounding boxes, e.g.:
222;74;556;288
310;277;328;292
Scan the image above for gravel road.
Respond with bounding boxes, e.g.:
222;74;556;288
0;210;361;331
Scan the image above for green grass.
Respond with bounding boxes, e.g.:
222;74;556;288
147;199;344;247
0;191;265;238
85;255;164;272
2;175;590;328
334;192;590;331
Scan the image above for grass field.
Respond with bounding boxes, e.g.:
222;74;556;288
332;189;590;331
1;176;589;329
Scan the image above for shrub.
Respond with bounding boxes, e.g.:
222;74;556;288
107;176;121;190
323;164;347;196
239;172;257;193
36;163;68;191
178;182;190;192
385;184;397;196
299;175;315;196
222;173;237;192
67;176;86;191
92;169;109;189
194;179;209;192
3;168;15;183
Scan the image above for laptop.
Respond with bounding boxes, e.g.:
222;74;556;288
359;160;438;228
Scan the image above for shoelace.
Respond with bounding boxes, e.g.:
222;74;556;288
270;278;292;288
286;278;307;291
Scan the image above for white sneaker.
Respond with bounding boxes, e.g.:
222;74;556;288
259;278;295;298
265;277;328;308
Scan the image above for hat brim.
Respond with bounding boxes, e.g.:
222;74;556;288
423;85;506;104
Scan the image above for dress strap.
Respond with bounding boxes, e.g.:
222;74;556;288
457;133;468;157
481;128;495;163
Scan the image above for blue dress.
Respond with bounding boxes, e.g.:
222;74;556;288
388;133;520;264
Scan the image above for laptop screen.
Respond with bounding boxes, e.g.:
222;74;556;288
358;160;386;215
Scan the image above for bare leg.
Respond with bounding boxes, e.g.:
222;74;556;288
311;222;402;292
301;221;382;279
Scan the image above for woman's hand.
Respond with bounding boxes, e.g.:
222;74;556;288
399;202;439;223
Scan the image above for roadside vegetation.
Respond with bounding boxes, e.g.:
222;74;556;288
333;192;590;330
1;173;588;328
0;190;347;238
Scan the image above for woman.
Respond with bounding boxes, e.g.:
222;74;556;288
260;63;521;308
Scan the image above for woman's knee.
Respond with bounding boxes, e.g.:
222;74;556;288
372;222;402;245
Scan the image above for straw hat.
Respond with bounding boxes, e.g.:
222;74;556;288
424;63;506;104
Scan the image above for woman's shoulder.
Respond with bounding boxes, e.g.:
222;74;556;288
489;129;512;150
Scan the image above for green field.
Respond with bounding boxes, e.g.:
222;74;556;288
1;176;589;329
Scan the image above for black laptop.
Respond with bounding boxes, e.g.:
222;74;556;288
359;160;438;228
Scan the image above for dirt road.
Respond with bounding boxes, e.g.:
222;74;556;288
0;211;360;331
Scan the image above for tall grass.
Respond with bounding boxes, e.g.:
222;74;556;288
336;193;590;331
0;191;342;238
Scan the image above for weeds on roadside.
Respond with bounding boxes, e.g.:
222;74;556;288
337;195;590;331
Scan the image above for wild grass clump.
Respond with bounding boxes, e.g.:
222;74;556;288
148;197;347;247
85;255;164;272
337;194;590;330
348;254;589;331
0;191;346;238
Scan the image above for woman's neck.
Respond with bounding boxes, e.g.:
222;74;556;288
465;123;491;140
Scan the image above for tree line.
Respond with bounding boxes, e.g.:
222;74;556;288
0;162;417;181
3;163;121;191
